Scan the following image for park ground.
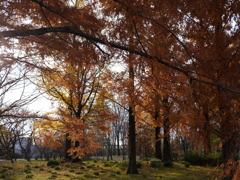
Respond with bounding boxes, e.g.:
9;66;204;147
0;158;221;180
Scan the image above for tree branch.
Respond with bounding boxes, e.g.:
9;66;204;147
0;26;239;94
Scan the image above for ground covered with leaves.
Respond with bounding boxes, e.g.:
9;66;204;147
0;159;221;180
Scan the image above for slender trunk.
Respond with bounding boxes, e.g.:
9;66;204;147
203;107;211;155
155;127;162;159
117;135;120;156
126;106;139;174
162;117;172;162
64;133;72;161
126;56;138;174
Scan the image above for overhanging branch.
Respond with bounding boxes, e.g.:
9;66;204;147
0;26;239;94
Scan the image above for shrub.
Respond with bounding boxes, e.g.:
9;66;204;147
25;174;34;178
80;166;85;169
55;166;61;170
136;161;142;168
69;169;74;172
83;174;95;178
119;161;128;168
0;169;8;173
48;174;58;179
47;160;60;166
76;171;83;174
39;168;44;171
34;166;39;168
183;151;205;165
104;163;110;167
150;159;161;168
115;170;121;174
110;173;117;177
164;162;173;167
24;169;32;174
0;175;5;178
183;151;222;166
184;162;190;168
94;172;99;176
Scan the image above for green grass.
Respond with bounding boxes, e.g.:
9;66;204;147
0;159;221;179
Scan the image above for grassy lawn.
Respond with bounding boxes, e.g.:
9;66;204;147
0;159;221;180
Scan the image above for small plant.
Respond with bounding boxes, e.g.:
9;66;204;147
0;174;5;178
87;165;92;168
136;161;142;168
39;168;44;171
25;174;34;178
55;166;61;170
65;164;71;168
24;169;32;174
80;166;85;169
104;163;110;167
184;162;190;168
164;162;173;167
142;173;147;178
64;174;70;177
150;161;159;168
94;160;97;163
115;170;121;174
69;169;74;172
25;165;30;168
110;173;117;177
0;169;8;173
76;171;83;174
94;172;99;176
48;174;58;179
83;174;95;178
52;172;57;175
100;170;106;173
34;165;39;168
150;158;162;168
47;160;60;166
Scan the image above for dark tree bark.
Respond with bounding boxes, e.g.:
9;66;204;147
155;127;162;159
162;117;172;162
64;133;72;161
126;60;138;174
126;106;138;174
203;107;212;155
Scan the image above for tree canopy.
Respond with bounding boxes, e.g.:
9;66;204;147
0;0;239;179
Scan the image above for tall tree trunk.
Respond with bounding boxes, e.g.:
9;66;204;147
126;59;138;174
117;134;120;156
64;133;72;161
155;127;162;159
203;107;211;155
162;117;172;162
126;106;138;174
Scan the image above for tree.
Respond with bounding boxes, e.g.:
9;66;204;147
37;43;111;161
